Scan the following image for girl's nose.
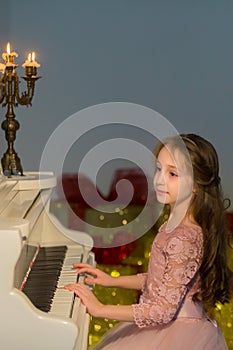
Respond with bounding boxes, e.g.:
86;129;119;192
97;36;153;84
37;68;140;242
154;170;165;186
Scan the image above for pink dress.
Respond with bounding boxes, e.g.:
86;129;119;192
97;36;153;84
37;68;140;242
92;224;228;350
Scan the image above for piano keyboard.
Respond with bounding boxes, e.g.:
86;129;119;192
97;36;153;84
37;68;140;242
23;245;82;318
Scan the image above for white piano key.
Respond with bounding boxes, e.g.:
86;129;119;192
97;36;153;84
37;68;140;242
63;256;82;266
49;246;83;318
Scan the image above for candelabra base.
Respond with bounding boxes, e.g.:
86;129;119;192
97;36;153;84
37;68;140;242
1;152;23;176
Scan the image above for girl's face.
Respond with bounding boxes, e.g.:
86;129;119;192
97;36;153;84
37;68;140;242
153;145;193;210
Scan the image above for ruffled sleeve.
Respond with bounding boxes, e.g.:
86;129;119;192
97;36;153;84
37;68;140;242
132;226;203;328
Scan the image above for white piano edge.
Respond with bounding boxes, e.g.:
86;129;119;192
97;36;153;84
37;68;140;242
0;217;30;239
72;297;90;350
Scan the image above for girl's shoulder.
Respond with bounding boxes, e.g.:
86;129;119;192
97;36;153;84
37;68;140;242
159;221;202;232
159;221;203;242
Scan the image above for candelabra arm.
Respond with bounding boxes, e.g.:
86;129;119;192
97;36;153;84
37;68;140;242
0;76;5;104
15;75;36;106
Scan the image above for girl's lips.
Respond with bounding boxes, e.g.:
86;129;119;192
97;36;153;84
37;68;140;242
156;189;168;195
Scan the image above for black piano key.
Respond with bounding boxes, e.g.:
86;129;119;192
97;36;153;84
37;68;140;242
37;246;67;257
31;264;63;270
24;290;55;297
23;245;68;312
27;271;61;276
24;283;57;291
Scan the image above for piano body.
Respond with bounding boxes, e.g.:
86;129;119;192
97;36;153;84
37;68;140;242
0;172;95;350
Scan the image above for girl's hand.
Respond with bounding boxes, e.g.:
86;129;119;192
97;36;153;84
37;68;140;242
73;263;114;287
64;283;104;317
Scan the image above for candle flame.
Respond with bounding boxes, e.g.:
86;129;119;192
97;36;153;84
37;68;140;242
6;42;11;54
22;50;40;68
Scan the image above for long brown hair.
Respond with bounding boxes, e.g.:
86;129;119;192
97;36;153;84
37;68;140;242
154;133;233;308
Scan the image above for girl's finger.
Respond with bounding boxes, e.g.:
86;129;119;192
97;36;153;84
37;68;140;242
75;267;96;275
73;263;93;269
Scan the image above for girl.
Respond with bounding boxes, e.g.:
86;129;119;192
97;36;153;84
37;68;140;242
65;134;232;349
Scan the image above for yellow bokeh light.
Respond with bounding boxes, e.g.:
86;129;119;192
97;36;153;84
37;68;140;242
94;324;101;332
111;270;120;278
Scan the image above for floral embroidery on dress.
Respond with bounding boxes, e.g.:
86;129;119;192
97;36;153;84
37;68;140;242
137;273;148;292
132;225;203;328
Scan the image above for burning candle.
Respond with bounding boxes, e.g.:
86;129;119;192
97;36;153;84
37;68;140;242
22;51;40;68
31;52;40;67
2;42;18;66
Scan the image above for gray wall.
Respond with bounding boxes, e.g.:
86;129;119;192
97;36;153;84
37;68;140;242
0;0;233;207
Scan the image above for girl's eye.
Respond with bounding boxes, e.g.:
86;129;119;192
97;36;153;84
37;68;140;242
156;166;161;172
170;172;178;177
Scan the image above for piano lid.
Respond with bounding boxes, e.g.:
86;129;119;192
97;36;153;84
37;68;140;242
5;172;57;191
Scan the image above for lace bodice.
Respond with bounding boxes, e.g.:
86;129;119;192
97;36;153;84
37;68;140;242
132;224;203;328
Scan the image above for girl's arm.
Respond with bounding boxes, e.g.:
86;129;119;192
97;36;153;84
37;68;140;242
64;282;134;321
110;274;143;290
66;229;203;326
73;263;143;290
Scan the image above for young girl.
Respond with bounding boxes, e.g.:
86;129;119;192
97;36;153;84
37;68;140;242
65;134;232;350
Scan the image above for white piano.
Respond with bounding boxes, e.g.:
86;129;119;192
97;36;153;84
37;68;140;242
0;171;95;350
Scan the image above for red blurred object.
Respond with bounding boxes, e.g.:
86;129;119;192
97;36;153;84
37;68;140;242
92;232;137;264
56;173;105;231
67;203;87;231
56;173;104;205
106;168;156;205
226;211;233;232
